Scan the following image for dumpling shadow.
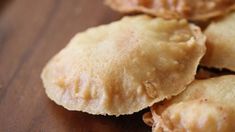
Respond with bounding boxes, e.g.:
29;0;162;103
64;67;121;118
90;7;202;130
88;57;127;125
48;100;151;132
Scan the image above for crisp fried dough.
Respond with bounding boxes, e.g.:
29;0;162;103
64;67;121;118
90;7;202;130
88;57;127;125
201;12;235;71
41;15;205;116
144;75;235;132
105;0;235;21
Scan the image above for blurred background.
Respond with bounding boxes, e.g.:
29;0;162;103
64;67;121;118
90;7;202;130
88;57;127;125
0;0;150;131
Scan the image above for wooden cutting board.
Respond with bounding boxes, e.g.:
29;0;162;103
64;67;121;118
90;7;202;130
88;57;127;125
0;0;150;131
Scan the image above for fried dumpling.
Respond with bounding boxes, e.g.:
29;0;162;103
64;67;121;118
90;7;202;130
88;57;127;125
144;75;235;132
105;0;235;21
41;15;206;116
201;12;235;71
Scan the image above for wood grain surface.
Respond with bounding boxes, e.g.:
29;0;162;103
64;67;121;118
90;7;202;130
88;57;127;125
0;0;150;131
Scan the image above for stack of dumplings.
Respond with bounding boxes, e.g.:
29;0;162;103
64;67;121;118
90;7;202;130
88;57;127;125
41;0;235;131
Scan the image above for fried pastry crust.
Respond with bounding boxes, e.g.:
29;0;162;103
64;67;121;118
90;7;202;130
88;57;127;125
201;12;235;71
105;0;235;21
41;15;205;116
144;75;235;132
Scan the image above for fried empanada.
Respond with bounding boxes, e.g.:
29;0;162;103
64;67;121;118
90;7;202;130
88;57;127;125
105;0;235;21
201;12;235;71
41;15;205;116
144;75;235;132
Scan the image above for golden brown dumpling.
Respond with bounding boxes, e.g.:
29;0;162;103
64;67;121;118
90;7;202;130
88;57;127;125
41;15;206;116
105;0;235;21
144;75;235;132
201;12;235;71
